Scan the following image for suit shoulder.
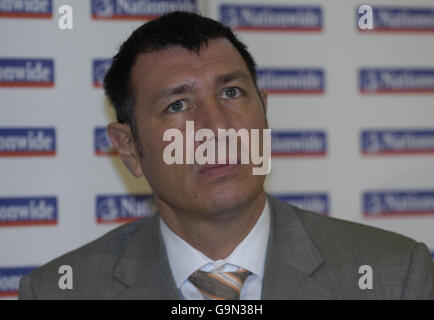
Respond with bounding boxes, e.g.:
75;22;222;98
297;207;416;244
27;216;154;282
293;206;418;262
268;195;418;252
292;206;434;299
267;196;433;298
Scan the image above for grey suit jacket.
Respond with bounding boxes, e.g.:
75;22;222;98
19;195;434;299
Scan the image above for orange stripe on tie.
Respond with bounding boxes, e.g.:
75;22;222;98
208;273;241;293
226;272;244;286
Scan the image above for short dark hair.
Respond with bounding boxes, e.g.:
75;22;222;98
103;11;257;138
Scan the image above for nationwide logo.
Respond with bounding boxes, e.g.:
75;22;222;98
91;0;196;20
0;0;52;18
274;193;329;215
94;127;116;155
271;131;327;157
363;190;434;217
0;267;36;297
358;7;434;32
96;194;154;224
92;59;111;88
0;58;54;87
0;197;57;226
0;128;56;156
220;5;322;31
359;68;434;94
361;129;434;156
257;68;324;94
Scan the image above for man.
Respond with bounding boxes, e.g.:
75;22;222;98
19;11;433;300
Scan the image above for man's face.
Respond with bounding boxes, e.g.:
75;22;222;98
118;38;268;216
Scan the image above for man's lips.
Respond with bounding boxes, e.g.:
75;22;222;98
198;158;242;175
199;163;231;173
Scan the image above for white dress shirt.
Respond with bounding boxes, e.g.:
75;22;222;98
160;199;270;300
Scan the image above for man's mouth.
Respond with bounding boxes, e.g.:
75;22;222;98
198;158;242;177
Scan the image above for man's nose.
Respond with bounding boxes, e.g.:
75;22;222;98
194;95;233;134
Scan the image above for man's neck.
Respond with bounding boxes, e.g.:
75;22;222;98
156;192;267;260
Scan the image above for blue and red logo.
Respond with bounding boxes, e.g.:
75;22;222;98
363;190;434;218
92;59;111;88
0;0;52;18
0;197;57;226
359;68;434;94
96;194;154;224
94;127;116;156
257;68;324;94
0;267;36;297
358;7;434;32
361;129;434;156
271;131;327;157
220;5;322;31
0;128;56;156
91;0;196;20
0;58;54;87
274;193;329;215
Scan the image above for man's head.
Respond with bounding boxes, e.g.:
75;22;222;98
104;11;268;218
104;11;258;139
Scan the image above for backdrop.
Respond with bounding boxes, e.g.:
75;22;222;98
1;0;434;299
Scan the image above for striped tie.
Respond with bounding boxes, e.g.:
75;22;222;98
189;268;250;300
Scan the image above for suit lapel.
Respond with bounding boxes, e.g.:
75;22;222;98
112;214;180;299
261;195;337;299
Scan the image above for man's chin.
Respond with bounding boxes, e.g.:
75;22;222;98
194;182;264;216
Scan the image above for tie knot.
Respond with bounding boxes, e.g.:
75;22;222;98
189;268;250;300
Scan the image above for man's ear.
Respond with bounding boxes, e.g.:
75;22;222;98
106;122;143;178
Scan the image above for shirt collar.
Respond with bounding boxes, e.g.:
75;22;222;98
160;199;270;289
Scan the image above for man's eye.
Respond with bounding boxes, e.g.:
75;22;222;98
166;100;187;113
222;87;241;99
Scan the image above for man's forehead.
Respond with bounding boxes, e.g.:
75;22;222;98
132;38;247;76
130;38;252;95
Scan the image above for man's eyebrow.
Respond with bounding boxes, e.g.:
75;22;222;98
215;71;250;86
154;82;196;102
152;71;250;103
